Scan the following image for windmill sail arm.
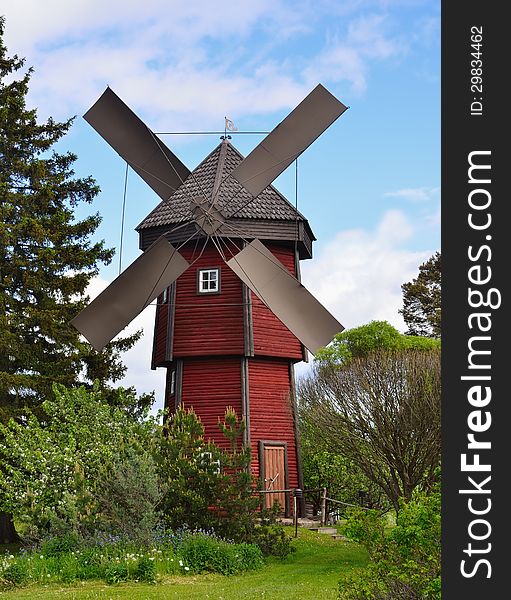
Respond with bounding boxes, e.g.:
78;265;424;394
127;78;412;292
71;236;190;351
229;84;347;198
226;239;344;354
84;87;191;199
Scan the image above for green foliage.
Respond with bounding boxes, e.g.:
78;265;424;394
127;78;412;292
0;384;158;542
1;561;28;586
315;321;440;367
0;527;369;598
300;338;441;512
250;523;295;558
104;562;129;584
40;532;80;557
0;17;139;420
156;406;262;544
134;555;157;583
0;533;262;588
0;383;291;557
300;407;388;513
94;446;163;544
338;484;441;600
400;252;441;338
180;533;263;575
300;324;400;513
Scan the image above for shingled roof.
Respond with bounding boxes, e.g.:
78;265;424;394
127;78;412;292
136;139;309;230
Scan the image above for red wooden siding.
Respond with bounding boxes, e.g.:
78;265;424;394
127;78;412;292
251;245;303;360
153;296;169;366
180;358;242;450
248;359;298;489
172;242;245;357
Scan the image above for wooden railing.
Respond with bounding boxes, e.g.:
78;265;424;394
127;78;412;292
253;486;372;526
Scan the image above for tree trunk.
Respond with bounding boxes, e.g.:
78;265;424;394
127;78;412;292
0;511;20;544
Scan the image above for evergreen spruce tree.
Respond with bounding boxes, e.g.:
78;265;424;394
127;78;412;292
0;17;144;542
0;17;140;420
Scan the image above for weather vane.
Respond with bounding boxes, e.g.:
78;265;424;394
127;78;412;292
224;116;238;139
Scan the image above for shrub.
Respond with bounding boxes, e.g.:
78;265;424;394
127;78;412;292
250;524;294;558
236;543;267;571
94;446;164;545
338;484;441;600
105;563;129;584
41;532;80;557
135;555;157;583
179;533;263;576
0;384;159;543
1;562;28;586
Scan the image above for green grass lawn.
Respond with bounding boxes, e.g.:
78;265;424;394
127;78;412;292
0;528;368;600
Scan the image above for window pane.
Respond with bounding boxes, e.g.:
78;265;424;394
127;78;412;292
199;269;219;293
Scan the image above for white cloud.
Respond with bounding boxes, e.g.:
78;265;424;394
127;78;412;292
304;14;406;93
2;2;409;122
301;210;431;332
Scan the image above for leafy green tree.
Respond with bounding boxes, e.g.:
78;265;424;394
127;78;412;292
400;252;441;338
300;322;440;514
0;17;139;420
315;320;440;366
0;384;158;542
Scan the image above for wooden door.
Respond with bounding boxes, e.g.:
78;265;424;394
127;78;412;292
262;444;286;512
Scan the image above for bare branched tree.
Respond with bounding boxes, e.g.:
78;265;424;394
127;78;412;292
299;350;441;512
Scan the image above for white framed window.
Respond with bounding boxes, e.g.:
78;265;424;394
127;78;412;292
198;268;220;294
162;286;169;304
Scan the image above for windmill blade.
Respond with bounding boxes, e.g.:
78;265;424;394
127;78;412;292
226;240;343;354
84;87;190;199
229;84;347;198
71;236;190;351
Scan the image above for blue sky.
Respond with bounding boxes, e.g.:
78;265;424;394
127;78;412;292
2;0;440;405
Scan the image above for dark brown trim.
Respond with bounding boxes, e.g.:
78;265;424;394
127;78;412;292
289;363;306;517
196;266;222;295
165;282;177;362
258;440;290;516
150;295;160;371
164;364;173;412
294;247;308;363
138;219;314;260
175;359;183;408
242;281;254;357
240;358;250;446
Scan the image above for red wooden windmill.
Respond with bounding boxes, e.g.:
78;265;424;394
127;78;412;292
71;85;347;513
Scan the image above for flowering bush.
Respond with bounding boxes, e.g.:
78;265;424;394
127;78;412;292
0;383;161;542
